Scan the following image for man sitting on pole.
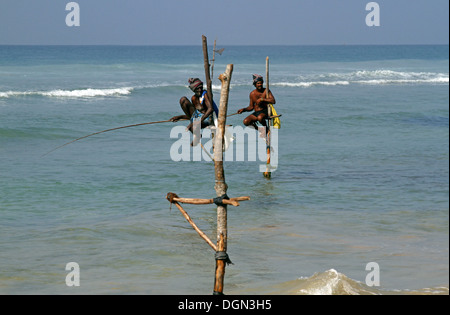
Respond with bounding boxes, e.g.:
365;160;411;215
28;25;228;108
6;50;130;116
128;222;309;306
170;78;217;133
237;74;276;131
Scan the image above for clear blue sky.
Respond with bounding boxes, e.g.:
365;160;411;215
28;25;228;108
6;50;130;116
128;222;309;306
0;0;448;45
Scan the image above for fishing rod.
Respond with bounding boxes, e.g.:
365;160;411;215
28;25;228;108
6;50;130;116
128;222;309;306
42;112;242;157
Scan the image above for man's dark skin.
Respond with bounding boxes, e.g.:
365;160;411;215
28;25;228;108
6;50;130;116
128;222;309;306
237;79;276;130
170;82;214;133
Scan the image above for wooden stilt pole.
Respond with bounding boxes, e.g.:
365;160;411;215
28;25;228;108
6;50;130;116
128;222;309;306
214;233;226;294
165;191;249;253
213;64;233;295
166;193;217;252
202;35;214;105
263;56;272;179
165;37;247;294
167;194;250;207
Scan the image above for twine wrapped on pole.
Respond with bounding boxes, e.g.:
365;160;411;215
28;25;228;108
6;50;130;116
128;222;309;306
167;194;250;207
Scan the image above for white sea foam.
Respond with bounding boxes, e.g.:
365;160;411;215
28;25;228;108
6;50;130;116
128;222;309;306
0;87;134;98
42;87;133;97
0;70;447;99
352;70;449;84
271;70;448;88
273;81;350;87
0;91;31;98
272;269;449;295
357;76;449;85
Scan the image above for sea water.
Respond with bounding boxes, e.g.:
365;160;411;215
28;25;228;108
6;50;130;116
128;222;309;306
0;45;448;295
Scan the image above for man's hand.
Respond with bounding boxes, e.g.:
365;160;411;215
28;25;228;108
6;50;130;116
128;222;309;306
170;115;185;122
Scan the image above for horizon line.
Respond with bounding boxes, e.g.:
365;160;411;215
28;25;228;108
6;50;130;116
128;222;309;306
0;43;449;47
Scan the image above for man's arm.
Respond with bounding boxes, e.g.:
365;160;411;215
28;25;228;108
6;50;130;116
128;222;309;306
257;89;276;105
201;93;214;123
237;92;256;114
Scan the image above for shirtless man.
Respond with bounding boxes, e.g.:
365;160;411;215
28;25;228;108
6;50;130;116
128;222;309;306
237;74;276;130
170;78;215;132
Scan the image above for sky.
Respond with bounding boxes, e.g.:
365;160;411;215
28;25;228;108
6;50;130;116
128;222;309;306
0;0;448;45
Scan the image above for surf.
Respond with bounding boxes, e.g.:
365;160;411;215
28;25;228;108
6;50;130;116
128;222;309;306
0;87;134;99
248;269;450;295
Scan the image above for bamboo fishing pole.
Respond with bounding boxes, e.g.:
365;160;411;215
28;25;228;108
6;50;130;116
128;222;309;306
41;118;188;157
42;111;242;158
211;39;217;81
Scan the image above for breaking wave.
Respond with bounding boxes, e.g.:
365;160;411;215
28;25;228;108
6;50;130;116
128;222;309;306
273;70;449;88
0;87;134;99
266;269;449;295
273;81;350;87
351;70;449;85
1;70;447;99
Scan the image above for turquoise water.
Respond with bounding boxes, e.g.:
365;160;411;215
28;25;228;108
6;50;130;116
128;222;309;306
0;45;448;294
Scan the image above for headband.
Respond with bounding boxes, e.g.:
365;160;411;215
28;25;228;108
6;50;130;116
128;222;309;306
188;78;203;92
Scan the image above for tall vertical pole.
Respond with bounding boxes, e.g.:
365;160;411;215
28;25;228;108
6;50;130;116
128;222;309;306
211;39;217;81
263;56;272;179
202;35;213;104
213;64;233;295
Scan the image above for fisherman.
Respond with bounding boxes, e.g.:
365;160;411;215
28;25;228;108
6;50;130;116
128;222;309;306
170;78;216;133
237;74;276;131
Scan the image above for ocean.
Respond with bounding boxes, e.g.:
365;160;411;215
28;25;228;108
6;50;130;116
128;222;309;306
0;45;448;295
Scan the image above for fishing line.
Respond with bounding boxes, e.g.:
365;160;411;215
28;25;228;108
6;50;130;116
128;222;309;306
41;118;186;157
42;112;241;157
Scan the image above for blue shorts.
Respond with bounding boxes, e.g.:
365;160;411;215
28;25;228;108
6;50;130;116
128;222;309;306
191;110;213;127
